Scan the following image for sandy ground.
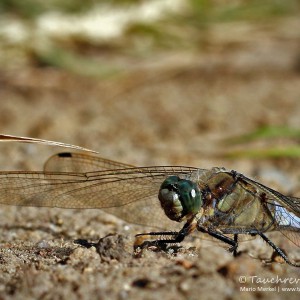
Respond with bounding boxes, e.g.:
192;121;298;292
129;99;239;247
0;17;300;300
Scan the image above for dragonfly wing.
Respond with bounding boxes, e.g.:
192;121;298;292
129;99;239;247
44;152;135;172
103;196;182;230
238;174;300;247
272;201;300;247
0;166;196;229
240;174;300;215
42;153;197;229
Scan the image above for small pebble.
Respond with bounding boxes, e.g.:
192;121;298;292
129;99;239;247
36;240;50;249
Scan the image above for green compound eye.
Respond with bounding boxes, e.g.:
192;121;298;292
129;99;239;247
158;176;202;222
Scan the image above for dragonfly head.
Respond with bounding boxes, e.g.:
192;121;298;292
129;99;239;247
158;176;202;222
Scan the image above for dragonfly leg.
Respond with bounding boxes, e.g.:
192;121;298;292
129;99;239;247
134;231;180;249
198;226;238;255
135;231;179;240
134;222;192;250
233;234;238;257
258;232;300;267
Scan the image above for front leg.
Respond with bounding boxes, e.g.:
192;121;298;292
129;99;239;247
134;221;196;250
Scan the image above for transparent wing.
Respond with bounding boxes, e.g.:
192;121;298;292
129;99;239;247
239;174;300;247
269;200;300;247
44;152;135;172
0;161;199;230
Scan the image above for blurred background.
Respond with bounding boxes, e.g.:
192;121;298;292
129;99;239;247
1;0;300;173
1;1;300;299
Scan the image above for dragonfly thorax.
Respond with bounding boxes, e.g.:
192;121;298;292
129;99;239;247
158;176;202;222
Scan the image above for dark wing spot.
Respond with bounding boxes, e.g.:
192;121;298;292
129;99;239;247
58;152;73;158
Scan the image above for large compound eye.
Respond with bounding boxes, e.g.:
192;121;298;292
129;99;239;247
158;176;202;222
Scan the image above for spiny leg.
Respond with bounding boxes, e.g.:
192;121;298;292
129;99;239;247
258;232;300;267
198;226;238;255
134;222;193;250
233;234;239;257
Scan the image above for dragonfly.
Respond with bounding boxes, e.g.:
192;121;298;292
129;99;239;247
0;135;299;266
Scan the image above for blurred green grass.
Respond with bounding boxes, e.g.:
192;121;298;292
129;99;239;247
1;0;299;21
30;46;123;78
0;0;143;18
222;126;300;159
187;0;300;25
2;0;297;75
1;0;299;82
224;126;300;145
224;147;300;159
0;0;93;17
1;0;300;81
